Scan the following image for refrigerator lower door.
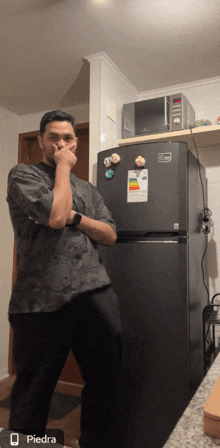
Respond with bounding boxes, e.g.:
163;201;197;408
99;238;195;448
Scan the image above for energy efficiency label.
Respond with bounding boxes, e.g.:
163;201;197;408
127;169;148;202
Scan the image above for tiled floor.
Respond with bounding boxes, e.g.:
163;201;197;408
0;375;82;448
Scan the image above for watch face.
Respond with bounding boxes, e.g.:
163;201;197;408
73;212;82;227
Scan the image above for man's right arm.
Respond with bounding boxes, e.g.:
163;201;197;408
48;163;73;229
7;147;77;230
43;145;77;229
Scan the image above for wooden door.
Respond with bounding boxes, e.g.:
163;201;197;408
8;123;89;385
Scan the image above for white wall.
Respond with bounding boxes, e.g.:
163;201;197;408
0;107;19;380
18;103;89;134
193;146;220;302
86;53;138;184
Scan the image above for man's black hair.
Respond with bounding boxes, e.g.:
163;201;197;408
40;110;76;135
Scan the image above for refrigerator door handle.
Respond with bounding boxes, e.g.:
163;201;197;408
126;240;179;244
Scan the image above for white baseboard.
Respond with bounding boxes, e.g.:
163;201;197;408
0;369;9;382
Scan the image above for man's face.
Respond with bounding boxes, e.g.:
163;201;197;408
38;120;78;167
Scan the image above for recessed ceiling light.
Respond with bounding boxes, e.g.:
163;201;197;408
92;0;110;4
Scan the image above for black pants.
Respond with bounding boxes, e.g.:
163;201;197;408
9;286;122;448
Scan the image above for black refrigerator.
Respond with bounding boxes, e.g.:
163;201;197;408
97;142;209;448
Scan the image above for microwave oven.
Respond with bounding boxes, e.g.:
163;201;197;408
122;93;195;138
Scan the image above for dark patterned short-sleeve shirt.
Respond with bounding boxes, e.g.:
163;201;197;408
7;162;116;314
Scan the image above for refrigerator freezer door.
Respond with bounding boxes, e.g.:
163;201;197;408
97;142;188;233
98;238;198;448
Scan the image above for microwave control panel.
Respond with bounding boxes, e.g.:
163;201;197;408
170;93;195;131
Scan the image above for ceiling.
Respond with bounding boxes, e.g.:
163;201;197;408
1;0;220;115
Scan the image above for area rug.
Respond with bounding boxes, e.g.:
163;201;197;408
0;391;81;420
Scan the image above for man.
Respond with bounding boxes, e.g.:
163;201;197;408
7;110;122;448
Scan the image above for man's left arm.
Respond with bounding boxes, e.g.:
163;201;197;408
67;210;117;246
66;185;117;246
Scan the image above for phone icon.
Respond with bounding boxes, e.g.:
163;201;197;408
10;433;19;446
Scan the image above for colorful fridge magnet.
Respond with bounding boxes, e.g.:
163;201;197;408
111;153;121;164
135;155;146;167
105;169;115;179
104;157;112;167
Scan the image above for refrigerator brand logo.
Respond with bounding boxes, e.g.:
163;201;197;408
158;153;172;162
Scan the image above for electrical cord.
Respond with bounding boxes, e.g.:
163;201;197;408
190;128;207;208
201;233;209;301
189;129;220;368
190;127;213;302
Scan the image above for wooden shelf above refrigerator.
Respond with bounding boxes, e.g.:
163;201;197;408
117;125;220;150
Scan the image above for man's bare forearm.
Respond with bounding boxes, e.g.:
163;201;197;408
48;164;72;229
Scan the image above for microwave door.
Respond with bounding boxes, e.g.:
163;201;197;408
135;97;170;135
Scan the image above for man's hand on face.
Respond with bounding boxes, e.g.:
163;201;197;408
53;144;77;169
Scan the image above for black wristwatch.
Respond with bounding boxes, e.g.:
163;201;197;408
72;212;82;227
